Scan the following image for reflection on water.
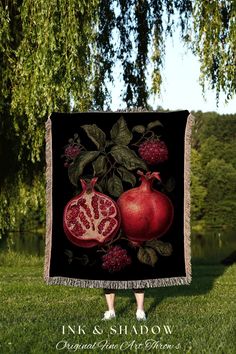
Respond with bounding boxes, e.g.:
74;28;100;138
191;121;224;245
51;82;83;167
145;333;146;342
0;230;235;264
0;231;45;257
192;230;236;264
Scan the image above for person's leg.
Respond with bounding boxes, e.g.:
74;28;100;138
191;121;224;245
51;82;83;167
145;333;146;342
105;293;115;311
133;288;146;320
134;291;145;311
102;289;116;320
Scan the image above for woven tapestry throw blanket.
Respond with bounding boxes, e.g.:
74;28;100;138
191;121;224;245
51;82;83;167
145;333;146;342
44;111;194;289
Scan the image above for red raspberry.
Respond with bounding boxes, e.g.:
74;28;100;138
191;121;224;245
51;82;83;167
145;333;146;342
102;246;132;272
64;145;80;159
138;140;168;165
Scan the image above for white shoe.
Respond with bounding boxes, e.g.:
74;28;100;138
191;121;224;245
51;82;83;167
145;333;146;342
102;310;116;320
136;309;146;321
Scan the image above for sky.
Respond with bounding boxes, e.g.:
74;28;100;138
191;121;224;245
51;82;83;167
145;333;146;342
110;32;236;115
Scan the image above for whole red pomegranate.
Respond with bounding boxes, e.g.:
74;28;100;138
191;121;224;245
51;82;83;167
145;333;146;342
117;171;174;245
63;178;120;248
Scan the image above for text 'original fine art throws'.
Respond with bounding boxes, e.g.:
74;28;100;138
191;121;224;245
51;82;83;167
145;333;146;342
44;111;194;289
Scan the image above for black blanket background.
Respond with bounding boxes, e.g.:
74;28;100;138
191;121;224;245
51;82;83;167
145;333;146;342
45;110;192;287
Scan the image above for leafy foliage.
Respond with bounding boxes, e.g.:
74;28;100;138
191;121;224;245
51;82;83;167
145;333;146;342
137;247;158;267
0;0;99;236
145;239;173;256
117;167;136;187
110;145;147;171
137;239;173;267
0;1;235;236
110;116;133;145
68;151;100;186
193;0;235;100
191;112;236;230
67;116;152;197
1;2;235;160
81;125;106;150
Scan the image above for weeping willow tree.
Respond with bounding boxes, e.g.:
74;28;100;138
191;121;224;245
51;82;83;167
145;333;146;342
0;0;235;235
0;0;99;235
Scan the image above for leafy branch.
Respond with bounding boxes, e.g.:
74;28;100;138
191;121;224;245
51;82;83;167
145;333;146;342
137;239;173;267
131;119;163;147
63;116;165;198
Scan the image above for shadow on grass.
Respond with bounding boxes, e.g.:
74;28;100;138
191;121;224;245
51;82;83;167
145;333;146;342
114;260;230;317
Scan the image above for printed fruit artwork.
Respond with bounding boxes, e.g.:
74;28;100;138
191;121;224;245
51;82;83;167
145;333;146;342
64;145;80;160
117;171;174;246
138;140;168;165
62;133;84;168
102;246;132;272
62;116;174;270
63;178;120;248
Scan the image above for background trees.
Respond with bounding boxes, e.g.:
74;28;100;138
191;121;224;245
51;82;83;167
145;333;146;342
0;1;235;235
0;0;98;235
191;112;236;230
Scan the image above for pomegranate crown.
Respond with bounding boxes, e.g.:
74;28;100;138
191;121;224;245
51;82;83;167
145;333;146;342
80;177;98;193
137;170;161;182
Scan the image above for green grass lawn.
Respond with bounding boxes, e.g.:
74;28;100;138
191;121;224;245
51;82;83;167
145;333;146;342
0;252;235;354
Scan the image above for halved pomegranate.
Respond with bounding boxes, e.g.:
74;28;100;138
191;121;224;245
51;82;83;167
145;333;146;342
63;178;121;248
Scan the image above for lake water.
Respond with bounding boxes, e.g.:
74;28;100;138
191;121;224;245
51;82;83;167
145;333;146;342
0;231;45;257
0;230;235;264
191;230;236;264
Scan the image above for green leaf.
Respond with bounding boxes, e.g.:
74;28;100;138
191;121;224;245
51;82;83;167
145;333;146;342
110;145;147;171
137;247;158;267
94;182;103;193
68;151;99;186
65;249;73;264
110;116;133;145
107;175;123;197
74;254;89;266
117;167;136;186
132;125;146;134
96;178;108;194
81;124;106;150
147;120;163;130
64;249;73;258
92;155;107;177
145;239;173;256
164;177;176;193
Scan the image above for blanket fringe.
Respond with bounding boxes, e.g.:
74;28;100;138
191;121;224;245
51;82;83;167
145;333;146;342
44;111;195;289
184;113;195;285
44;117;53;284
45;275;191;289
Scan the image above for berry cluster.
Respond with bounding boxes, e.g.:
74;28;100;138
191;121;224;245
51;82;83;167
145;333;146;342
138;140;168;165
64;145;80;160
102;246;132;272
